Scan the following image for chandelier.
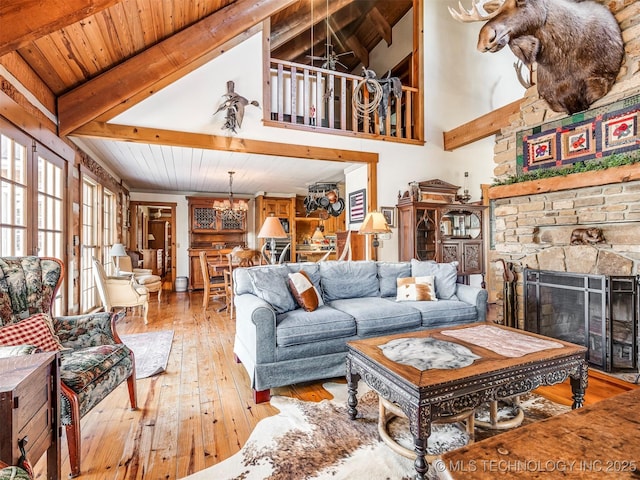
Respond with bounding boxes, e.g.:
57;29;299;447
213;171;248;222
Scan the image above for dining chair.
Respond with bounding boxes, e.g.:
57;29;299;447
199;251;226;309
225;247;262;315
223;270;233;317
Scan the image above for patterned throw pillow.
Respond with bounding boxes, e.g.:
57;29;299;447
288;271;323;312
0;313;64;351
396;276;438;302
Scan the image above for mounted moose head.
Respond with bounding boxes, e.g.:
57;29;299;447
449;0;624;115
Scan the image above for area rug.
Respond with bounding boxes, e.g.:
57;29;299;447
181;383;569;480
120;330;174;379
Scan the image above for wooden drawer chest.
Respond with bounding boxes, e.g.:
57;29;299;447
0;352;61;480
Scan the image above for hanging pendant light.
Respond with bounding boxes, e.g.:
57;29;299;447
213;171;248;222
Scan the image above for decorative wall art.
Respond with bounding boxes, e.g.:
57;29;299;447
517;94;640;175
349;189;366;224
380;206;396;228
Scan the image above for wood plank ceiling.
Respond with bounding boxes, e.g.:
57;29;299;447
1;0;412;194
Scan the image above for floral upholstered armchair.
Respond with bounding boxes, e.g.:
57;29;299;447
0;256;137;478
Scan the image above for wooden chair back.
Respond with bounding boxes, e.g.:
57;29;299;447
199;251;226;308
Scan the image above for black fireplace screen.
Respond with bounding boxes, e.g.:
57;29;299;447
524;269;638;372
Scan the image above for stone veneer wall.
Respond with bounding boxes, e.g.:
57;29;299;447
488;0;640;327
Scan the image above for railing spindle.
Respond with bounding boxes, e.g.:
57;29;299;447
269;59;418;143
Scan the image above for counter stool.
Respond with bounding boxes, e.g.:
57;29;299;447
377;396;474;460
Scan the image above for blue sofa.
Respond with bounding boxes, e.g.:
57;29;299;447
233;260;488;402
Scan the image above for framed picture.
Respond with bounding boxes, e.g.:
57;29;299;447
380;206;396;228
349;189;366;223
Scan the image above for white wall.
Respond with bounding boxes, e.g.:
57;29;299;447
119;1;525;264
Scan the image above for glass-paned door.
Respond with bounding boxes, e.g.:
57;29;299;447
37;156;64;258
81;177;99;312
0;119;68;314
37;154;65;314
102;189;116;272
0;131;28;256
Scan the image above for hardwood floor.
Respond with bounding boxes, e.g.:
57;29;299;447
36;291;637;479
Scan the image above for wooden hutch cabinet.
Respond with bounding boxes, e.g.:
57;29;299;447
397;179;486;282
187;196;247;290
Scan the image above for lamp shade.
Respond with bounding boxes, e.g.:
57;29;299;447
110;243;127;257
358;212;391;235
311;227;325;242
257;215;288;239
148;233;156;241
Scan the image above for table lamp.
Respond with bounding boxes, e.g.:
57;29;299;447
358;211;391;260
258;215;288;264
110;243;127;275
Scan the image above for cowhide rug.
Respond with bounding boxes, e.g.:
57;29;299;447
182;383;569;480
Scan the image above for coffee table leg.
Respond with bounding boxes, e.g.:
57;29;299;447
408;405;431;480
570;361;589;409
413;437;429;480
346;368;361;420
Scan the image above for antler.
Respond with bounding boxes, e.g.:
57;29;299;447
448;0;508;22
513;61;533;89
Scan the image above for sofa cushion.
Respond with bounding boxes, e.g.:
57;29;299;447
329;297;421;336
287;262;321;285
288;271;323;312
411;260;459;300
275;305;356;347
407;299;478;328
377;262;411;297
246;265;297;313
0;313;65;351
320;261;379;302
396;276;437;302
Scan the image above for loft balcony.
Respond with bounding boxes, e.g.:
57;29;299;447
265;59;422;145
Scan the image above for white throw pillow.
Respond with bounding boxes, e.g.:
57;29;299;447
396;276;438;302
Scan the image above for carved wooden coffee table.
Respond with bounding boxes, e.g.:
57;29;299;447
346;323;588;480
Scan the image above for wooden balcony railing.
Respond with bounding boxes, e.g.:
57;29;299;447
266;59;421;144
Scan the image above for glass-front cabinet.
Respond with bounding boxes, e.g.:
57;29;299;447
397;192;486;282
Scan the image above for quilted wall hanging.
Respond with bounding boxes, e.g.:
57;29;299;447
517;94;640;175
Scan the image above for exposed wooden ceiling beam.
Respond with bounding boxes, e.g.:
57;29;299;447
270;0;354;51
443;99;524;151
330;19;368;68
275;3;363;64
58;0;297;136
368;7;392;46
72;121;379;164
0;0;122;56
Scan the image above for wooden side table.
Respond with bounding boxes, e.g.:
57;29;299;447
0;352;61;480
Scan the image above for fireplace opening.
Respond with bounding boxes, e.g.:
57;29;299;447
523;269;638;372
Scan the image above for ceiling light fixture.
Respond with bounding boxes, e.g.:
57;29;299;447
213;171;248;223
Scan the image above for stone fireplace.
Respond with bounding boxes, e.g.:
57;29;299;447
485;0;640;374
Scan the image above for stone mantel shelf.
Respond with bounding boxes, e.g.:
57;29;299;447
489;164;640;200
